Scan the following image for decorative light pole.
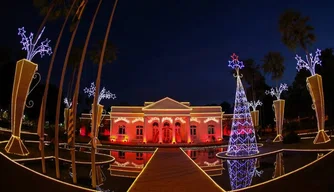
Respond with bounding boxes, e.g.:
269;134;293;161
83;82;116;145
295;49;330;144
265;83;288;142
272;152;284;178
226;53;259;156
5;27;51;156
63;97;72;133
247;100;262;127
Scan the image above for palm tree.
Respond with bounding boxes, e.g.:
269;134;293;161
89;40;118;65
278;10;316;54
37;0;78;174
67;46;82;98
262;52;285;87
90;0;119;187
33;0;81;36
242;59;262;101
54;0;87;182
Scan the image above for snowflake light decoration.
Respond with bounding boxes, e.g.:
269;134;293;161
227;158;263;190
18;26;52;61
265;83;288;100
83;82;116;104
64;97;72;108
247;100;263;111
295;49;322;76
227;53;259;156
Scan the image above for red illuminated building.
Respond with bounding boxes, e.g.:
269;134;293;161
81;97;225;144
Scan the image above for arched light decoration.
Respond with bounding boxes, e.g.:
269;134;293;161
247;100;262;111
162;117;173;124
18;26;52;61
148;117;160;123
131;162;144;168
114;161;130;167
175;117;186;123
132;117;144;123
84;82;116;104
265;83;288;100
204;160;220;167
114;117;130;123
190;117;201;123
295;48;321;76
64;97;72;108
204;117;219;123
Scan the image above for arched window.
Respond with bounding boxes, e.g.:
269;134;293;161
153;122;158;127
163;122;170;127
118;125;126;134
175;122;181;127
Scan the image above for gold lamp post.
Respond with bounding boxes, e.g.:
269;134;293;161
248;100;262;139
5;27;52;156
295;49;330;144
265;83;288;142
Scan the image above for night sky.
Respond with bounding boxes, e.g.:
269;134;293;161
2;0;334;107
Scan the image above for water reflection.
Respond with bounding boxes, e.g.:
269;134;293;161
108;150;153;178
184;148;224;176
272;152;284;178
227;158;263;190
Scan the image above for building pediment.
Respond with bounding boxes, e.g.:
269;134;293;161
142;97;192;111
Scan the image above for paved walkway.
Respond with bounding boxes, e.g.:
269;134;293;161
128;148;224;192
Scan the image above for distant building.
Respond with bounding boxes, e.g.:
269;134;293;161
80;97;225;144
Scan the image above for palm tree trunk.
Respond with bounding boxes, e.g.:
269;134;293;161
35;0;56;42
71;0;102;186
91;0;118;188
37;0;75;174
51;0;78;179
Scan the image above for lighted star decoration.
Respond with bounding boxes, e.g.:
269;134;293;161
247;100;263;111
18;26;52;61
64;97;72;108
83;82;116;104
295;49;322;76
265;83;288;100
228;53;244;70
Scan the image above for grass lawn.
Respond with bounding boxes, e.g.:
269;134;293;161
0;141;114;163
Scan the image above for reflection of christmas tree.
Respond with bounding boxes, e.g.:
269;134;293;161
227;158;263;190
227;53;259;156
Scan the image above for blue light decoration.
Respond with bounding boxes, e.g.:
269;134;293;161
226;53;259;156
227;158;263;190
265;83;288;100
18;27;52;61
295;49;321;76
83;82;116;103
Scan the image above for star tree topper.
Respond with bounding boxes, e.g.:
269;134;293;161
295;49;322;76
265;83;288;100
18;26;52;61
83;82;116;104
228;53;244;77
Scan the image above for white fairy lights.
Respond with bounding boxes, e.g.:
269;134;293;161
265;83;288;100
295;49;321;76
64;97;72;108
247;100;262;111
83;82;116;104
18;27;52;61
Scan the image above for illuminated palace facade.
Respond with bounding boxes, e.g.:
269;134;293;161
93;97;224;144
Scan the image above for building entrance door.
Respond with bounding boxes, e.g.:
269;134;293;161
163;122;172;143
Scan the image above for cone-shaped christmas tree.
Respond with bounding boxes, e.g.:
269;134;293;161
226;53;259;156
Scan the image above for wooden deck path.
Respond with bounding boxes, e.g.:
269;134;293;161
128;148;225;192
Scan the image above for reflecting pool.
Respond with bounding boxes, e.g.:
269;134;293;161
183;148;329;191
21;147;155;192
